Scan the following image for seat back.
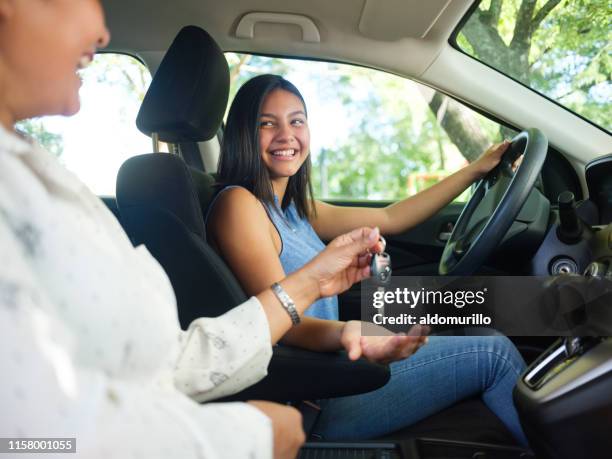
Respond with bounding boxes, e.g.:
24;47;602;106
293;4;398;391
116;26;244;327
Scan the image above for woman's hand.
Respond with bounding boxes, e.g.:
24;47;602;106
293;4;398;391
303;226;384;299
340;321;429;365
469;140;511;179
257;226;384;344
247;401;305;459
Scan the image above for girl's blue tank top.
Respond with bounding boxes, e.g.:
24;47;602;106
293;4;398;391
206;186;339;320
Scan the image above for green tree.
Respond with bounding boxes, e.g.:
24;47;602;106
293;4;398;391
15;54;151;159
15;118;64;158
426;0;611;166
226;53;290;109
308;66;455;199
225;55;486;199
457;0;610;130
90;53;151;121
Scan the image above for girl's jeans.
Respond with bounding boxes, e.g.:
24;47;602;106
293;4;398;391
312;335;528;446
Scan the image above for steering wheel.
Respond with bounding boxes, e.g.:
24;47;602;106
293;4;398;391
439;128;548;275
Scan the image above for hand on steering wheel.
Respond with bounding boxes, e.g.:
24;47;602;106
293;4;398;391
439;128;548;275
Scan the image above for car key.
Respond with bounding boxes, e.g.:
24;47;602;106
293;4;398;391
370;235;392;285
370;239;392;319
371;251;392;285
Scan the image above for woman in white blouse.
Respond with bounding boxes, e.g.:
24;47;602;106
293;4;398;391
0;1;427;458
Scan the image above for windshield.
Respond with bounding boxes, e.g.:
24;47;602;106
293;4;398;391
455;0;610;132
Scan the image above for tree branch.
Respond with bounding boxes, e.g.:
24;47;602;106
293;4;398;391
556;88;577;100
529;46;552;69
426;93;490;163
121;70;138;96
229;54;251;87
511;0;537;49
462;9;510;73
487;0;503;26
532;0;562;30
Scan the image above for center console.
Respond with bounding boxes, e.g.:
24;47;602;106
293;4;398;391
298;338;611;458
514;337;612;459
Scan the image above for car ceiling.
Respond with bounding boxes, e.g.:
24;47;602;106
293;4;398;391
102;0;471;78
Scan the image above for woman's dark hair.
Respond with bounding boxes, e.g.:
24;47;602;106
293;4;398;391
217;74;315;219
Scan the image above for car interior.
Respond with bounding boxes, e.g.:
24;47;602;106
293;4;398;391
63;0;612;458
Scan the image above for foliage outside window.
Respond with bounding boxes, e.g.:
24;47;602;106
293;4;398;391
456;0;611;131
15;54;152;195
226;53;515;201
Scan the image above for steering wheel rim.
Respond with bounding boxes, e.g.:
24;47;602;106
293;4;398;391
438;128;548;276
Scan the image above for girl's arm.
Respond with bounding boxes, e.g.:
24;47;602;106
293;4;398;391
207;187;428;357
311;141;509;240
207;186;351;350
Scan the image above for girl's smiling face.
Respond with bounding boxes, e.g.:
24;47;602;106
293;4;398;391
258;89;310;180
0;0;110;127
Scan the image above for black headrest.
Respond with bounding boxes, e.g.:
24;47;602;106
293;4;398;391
136;25;229;143
116;154;206;239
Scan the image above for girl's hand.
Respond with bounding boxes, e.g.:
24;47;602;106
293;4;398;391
469;140;511;179
340;321;429;365
303;227;383;299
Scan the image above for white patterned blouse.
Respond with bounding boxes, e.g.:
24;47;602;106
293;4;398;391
0;125;274;459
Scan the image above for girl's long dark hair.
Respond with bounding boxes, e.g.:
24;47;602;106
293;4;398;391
217;74;315;219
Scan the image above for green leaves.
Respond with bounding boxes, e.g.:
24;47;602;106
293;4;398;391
459;0;610;130
16;119;64;158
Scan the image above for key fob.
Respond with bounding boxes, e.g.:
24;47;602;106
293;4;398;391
371;251;392;285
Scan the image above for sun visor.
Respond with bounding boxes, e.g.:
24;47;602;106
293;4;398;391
359;0;452;41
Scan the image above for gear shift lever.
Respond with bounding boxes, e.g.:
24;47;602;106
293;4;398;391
562;336;584;358
557;191;583;244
